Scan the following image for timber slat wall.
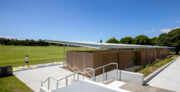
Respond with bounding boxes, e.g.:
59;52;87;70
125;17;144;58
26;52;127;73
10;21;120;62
137;50;147;65
66;49;169;77
118;51;133;69
66;50;133;77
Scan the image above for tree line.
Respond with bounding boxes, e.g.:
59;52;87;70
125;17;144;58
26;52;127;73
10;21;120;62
0;38;60;46
106;28;180;54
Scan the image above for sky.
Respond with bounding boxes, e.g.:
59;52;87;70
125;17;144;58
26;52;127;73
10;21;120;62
0;0;180;42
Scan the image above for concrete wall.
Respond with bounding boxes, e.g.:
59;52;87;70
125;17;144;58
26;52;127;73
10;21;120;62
120;70;144;85
95;69;144;85
40;87;51;92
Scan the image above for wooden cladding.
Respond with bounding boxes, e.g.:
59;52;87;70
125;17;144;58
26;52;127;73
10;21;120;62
66;49;169;77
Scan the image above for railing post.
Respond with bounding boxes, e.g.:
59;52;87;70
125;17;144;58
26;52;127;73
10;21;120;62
66;77;68;86
41;81;43;87
119;70;121;81
103;66;105;81
106;72;107;80
57;81;59;89
77;73;79;81
63;46;65;67
48;78;50;90
116;64;118;80
92;70;96;81
73;73;75;81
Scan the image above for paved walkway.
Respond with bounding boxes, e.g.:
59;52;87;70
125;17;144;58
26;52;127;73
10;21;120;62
13;61;65;72
14;63;87;92
103;80;172;92
14;64;71;92
147;56;180;92
120;81;173;92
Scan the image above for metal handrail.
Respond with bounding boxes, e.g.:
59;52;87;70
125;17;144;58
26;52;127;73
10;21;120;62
41;62;118;90
93;62;118;81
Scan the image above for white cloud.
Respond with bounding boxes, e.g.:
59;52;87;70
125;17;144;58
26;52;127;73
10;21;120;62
176;20;180;23
160;26;180;33
160;28;172;33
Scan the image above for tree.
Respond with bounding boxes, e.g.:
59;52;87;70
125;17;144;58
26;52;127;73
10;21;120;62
100;39;102;43
134;35;151;45
106;37;119;43
120;36;134;44
156;33;168;46
150;37;157;45
167;28;180;54
0;38;51;46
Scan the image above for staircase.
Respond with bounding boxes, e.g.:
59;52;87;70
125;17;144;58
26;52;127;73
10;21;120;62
40;63;118;92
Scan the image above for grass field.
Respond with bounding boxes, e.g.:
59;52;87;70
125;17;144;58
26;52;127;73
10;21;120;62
0;76;34;92
0;45;95;67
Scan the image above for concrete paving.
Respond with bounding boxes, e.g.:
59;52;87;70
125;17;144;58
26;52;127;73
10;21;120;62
147;56;180;92
103;80;172;92
120;81;173;92
14;65;73;92
14;63;89;92
13;61;65;72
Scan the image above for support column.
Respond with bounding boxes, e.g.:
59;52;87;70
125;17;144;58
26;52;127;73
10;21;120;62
63;46;66;67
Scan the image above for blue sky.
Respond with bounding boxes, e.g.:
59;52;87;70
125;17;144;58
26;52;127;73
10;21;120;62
0;0;180;42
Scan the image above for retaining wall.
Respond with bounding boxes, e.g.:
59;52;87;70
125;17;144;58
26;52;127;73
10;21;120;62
120;70;144;85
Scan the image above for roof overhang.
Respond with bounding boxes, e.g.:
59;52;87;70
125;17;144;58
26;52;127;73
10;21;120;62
45;40;175;49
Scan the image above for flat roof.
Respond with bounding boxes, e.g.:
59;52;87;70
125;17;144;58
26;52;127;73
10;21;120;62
45;40;175;49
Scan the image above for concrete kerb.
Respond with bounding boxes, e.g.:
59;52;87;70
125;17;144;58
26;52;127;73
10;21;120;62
144;56;178;84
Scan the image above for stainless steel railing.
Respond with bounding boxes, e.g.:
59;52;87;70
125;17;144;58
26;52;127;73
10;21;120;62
41;62;118;90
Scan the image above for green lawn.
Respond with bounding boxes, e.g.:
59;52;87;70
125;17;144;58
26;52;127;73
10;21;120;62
0;76;34;92
0;45;94;67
